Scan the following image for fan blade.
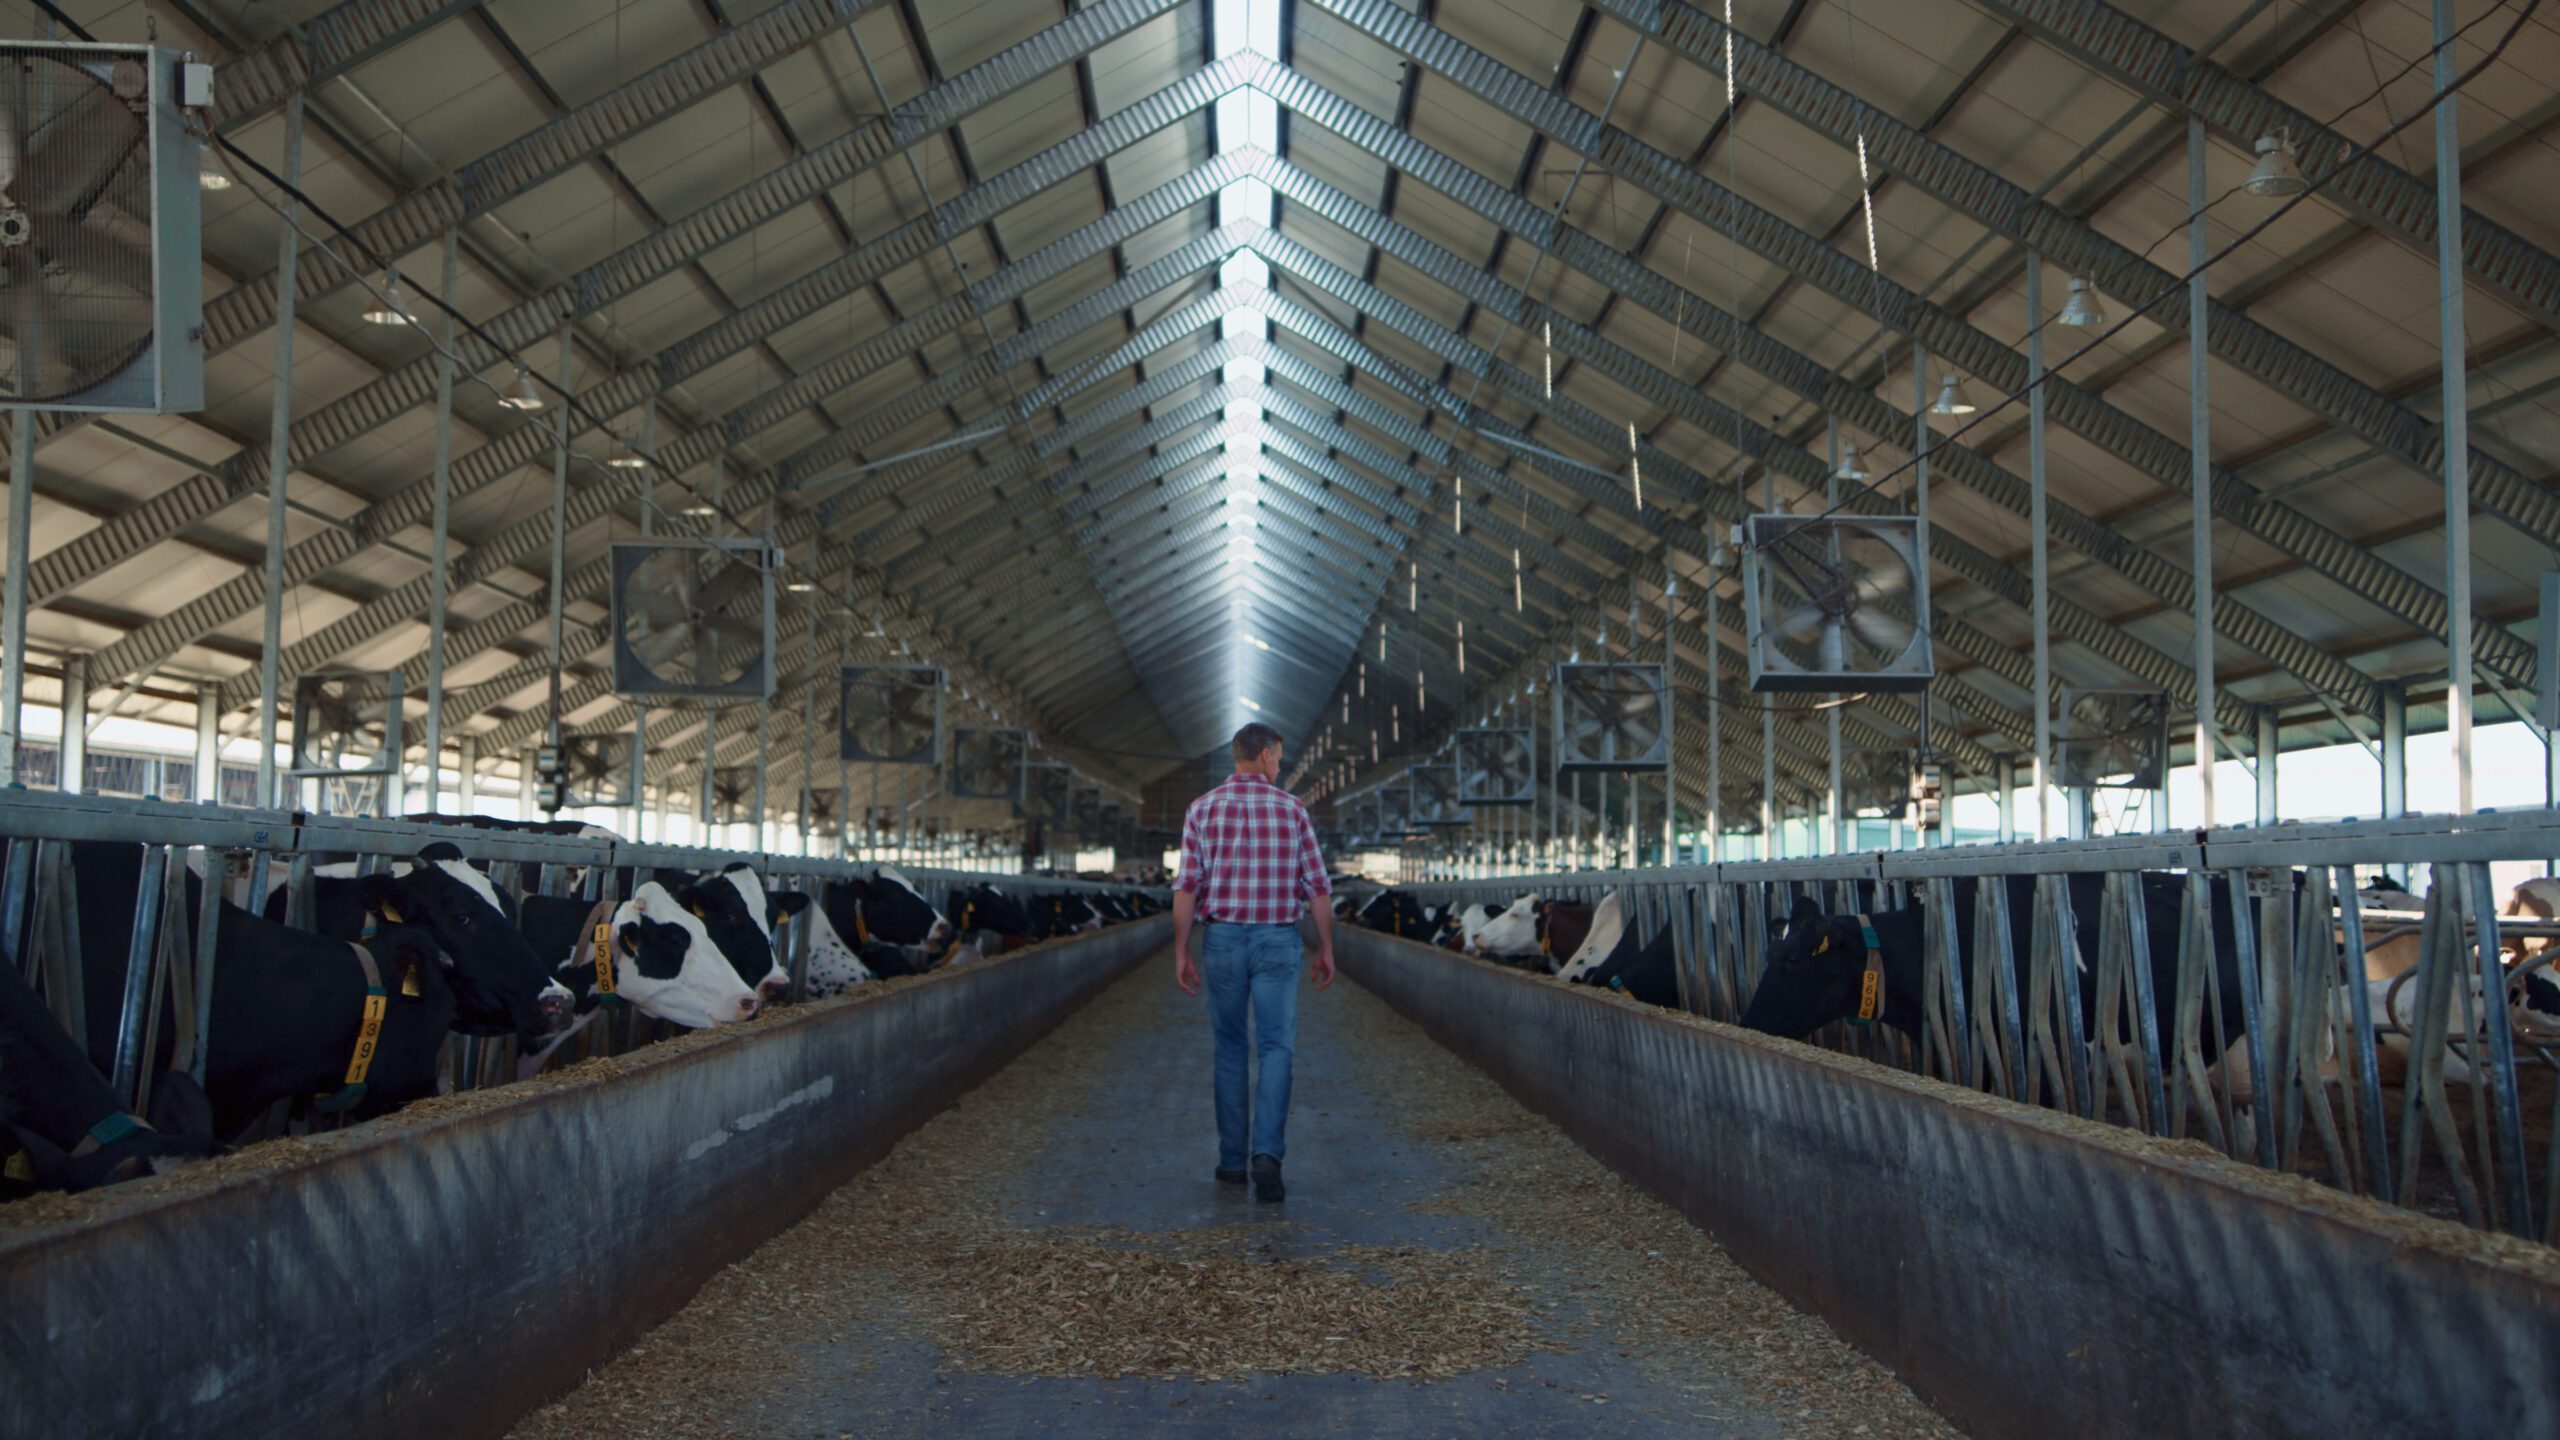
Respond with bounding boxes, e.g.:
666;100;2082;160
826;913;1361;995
632;624;694;670
1775;602;1831;646
625;582;694;634
694;561;760;615
1846;607;1914;656
1851;561;1911;603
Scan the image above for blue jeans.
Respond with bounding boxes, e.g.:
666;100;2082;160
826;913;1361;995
1201;922;1302;1167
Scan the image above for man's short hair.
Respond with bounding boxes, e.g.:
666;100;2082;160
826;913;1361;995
1232;722;1283;762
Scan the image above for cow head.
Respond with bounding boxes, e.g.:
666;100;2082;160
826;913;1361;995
1741;894;1886;1039
866;866;952;946
594;882;763;1028
360;844;569;1046
676;862;794;1001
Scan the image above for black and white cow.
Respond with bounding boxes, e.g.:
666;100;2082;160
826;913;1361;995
1571;919;1681;1008
818;866;953;950
1469;895;1544;965
407;813;621;893
1356;890;1432;939
1027;893;1103;940
1740;873;2254;1062
947;884;1035;951
632;862;803;1002
511;880;766;1068
796;899;878;999
267;842;571;1045
70;842;458;1139
1;959;216;1194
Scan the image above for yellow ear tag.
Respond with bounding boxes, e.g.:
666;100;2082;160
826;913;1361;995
1814;936;1831;955
689;905;706;919
400;964;423;999
380;903;405;925
593;922;617;996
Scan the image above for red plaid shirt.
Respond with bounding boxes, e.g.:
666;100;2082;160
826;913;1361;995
1175;772;1331;924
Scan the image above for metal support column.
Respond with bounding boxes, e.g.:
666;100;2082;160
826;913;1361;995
2027;255;2053;841
1914;340;1947;850
544;313;571;754
2436;0;2475;815
57;652;85;793
2189;116;2220;830
1705;549;1722;864
2255;706;2280;825
255;93;307;813
0;417;30;783
1825;418;1846;856
421;228;461;814
195;681;220;802
457;735;476;811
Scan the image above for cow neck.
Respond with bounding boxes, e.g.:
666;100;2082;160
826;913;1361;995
1848;915;1888;1026
579;897;620;1000
311;941;390;1114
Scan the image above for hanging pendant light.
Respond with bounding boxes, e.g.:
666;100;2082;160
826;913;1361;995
607;440;650;469
199;156;232;191
2243;129;2307;198
1626;421;1644;511
499;365;546;411
2055;276;2106;328
1930;374;1977;416
362;269;414;326
1833;441;1872;483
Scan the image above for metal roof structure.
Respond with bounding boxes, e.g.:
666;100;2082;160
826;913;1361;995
5;0;2554;823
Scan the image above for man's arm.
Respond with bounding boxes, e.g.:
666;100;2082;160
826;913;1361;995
1171;802;1206;995
1295;801;1336;989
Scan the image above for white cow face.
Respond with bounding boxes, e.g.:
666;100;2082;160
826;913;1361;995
596;882;763;1029
683;863;794;999
1555;891;1626;982
1473;894;1543;959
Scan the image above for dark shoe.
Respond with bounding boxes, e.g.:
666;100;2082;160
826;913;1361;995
1215;1165;1247;1185
1251;1154;1284;1203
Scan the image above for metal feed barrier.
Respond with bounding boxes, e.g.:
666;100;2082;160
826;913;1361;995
0;787;1151;1116
1408;810;2560;1245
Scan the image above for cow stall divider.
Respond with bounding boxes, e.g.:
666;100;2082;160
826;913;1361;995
0;787;1157;1118
0;906;1168;1440
1401;809;2560;1246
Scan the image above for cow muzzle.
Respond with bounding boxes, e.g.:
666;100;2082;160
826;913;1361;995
736;994;762;1020
757;975;791;1002
538;984;576;1030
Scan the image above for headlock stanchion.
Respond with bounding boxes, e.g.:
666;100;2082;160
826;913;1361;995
1393;809;2560;1245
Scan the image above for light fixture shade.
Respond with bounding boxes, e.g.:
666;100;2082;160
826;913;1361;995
607;442;649;469
1930;375;1977;415
2244;131;2307;198
198;159;231;191
499;367;545;411
362;271;413;326
2056;275;2107;328
1832;442;1872;483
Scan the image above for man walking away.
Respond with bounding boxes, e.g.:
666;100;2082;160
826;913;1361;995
1172;722;1335;1203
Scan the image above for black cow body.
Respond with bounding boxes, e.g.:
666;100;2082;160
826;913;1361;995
71;842;452;1139
1741;872;2255;1064
264;843;566;1045
948;885;1034;948
1576;923;1681;1008
1;959;215;1193
1356;890;1431;939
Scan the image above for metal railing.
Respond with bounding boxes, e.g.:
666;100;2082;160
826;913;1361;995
0;788;1155;1114
1397;810;2560;1245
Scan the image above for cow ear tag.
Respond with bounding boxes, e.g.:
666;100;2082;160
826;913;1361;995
1813;935;1831;955
593;923;618;996
400;964;423;999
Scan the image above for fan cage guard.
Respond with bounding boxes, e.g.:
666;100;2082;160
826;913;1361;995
1741;514;1934;694
1016;763;1073;824
1842;751;1914;818
1407;764;1471;827
1375;785;1417;837
1453;728;1536;805
2058;688;2172;790
708;766;759;826
0;42;203;413
609;540;778;703
949;728;1028;800
838;665;943;765
556;732;638;809
1552;664;1671;774
288;671;404;777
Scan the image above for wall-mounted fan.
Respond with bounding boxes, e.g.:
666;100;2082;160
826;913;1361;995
709;766;757;826
1409;764;1470;827
611;540;777;701
1346;799;1379;845
1841;749;1912;818
0;43;203;413
2059;688;2170;789
838;664;941;764
1742;515;1933;692
1454;728;1534;805
1553;664;1670;773
1017;762;1072;824
802;787;841;832
555;731;637;808
1072;785;1103;839
290;671;403;776
950;728;1027;800
1376;783;1416;837
1715;781;1766;836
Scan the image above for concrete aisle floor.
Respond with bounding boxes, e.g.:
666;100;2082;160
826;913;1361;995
513;950;1957;1440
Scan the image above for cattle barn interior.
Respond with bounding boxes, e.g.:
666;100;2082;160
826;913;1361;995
1;0;2557;1436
